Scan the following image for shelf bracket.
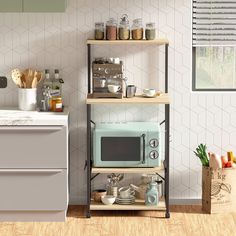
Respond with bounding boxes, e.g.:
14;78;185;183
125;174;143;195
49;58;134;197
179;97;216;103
91;173;100;181
155;172;165;181
160;120;165;126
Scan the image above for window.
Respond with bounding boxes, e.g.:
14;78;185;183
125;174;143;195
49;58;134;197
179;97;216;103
192;0;236;91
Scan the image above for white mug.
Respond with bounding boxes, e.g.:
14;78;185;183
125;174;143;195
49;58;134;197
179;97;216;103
118;186;135;199
108;85;121;93
99;79;106;88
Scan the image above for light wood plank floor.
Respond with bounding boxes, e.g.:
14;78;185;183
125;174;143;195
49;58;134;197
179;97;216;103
0;205;236;236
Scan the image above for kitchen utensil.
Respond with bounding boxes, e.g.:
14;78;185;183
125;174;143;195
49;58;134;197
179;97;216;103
118;186;135;199
101;195;116;205
31;71;38;88
143;88;156;97
108;84;121;93
18;88;37;111
126;85;136;98
92;189;107;202
116;195;135;205
11;69;22;88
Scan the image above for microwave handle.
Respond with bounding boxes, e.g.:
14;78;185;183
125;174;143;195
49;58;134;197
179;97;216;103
141;134;146;164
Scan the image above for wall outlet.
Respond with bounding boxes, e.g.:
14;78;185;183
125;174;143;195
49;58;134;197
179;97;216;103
0;77;7;88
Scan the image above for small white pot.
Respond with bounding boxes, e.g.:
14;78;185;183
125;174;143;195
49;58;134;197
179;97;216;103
18;88;37;111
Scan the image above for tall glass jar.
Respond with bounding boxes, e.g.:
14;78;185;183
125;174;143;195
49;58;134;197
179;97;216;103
131;18;143;40
106;18;117;40
145;23;156;40
95;22;105;40
118;14;130;40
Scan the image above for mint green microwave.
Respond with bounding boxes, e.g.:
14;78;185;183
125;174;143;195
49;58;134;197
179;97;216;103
92;122;161;167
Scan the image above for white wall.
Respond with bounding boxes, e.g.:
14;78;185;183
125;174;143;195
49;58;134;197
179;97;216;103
0;0;235;204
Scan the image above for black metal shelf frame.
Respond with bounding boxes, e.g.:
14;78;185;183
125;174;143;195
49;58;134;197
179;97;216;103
86;43;170;219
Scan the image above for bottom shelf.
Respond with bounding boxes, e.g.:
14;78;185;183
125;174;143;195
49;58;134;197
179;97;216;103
90;198;166;211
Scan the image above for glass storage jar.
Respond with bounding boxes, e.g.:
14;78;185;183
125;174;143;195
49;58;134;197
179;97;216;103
95;22;105;40
131;18;143;40
106;18;117;40
145;23;156;40
118;14;130;40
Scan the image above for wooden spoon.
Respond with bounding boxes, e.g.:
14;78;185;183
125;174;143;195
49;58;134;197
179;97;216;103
31;71;38;88
11;69;22;88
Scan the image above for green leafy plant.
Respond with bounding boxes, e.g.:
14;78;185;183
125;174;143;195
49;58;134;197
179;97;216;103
194;144;209;167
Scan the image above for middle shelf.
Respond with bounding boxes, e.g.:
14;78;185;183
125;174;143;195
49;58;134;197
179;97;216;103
86;93;170;104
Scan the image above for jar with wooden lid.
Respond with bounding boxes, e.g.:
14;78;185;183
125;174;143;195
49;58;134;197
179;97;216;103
131;18;143;40
95;22;105;40
106;18;117;40
51;96;63;112
118;14;130;40
145;23;156;40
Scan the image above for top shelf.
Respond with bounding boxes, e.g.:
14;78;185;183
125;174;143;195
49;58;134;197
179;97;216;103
87;39;169;46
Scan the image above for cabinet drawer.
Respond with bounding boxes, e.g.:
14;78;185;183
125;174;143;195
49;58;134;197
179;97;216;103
0;0;23;12
0;169;67;211
0;126;67;168
23;0;67;12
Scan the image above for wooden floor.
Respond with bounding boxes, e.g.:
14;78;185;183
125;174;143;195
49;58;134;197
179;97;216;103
1;205;236;236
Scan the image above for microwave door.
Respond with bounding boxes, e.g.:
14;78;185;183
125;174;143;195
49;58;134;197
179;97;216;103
101;136;144;165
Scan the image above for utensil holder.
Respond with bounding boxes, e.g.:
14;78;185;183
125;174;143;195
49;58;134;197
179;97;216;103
18;88;37;111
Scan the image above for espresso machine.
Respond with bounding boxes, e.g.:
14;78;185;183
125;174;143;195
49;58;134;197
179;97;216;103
92;58;124;98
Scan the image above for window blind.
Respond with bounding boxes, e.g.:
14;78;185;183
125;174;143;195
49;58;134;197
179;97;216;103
193;0;236;46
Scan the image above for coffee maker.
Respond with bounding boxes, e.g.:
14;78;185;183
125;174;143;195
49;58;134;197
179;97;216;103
92;58;124;98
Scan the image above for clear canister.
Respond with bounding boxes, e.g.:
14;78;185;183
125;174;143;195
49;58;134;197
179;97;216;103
145;23;156;40
95;22;105;40
131;18;143;40
106;18;117;40
118;14;130;40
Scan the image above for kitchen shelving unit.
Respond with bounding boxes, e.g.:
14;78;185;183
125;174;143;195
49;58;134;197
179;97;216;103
85;39;170;218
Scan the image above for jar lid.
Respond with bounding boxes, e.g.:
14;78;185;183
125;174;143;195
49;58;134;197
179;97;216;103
120;14;129;25
95;22;104;26
107;18;117;26
146;22;155;27
133;18;142;23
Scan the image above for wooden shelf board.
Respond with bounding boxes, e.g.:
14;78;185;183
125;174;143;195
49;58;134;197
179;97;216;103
92;166;164;174
86;94;170;104
90;199;166;211
87;39;169;45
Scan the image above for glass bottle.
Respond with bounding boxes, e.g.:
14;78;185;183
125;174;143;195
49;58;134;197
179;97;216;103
95;22;105;40
131;18;143;40
118;14;130;40
43;69;52;88
52;69;62;96
106;18;117;40
145;181;158;206
145;23;156;40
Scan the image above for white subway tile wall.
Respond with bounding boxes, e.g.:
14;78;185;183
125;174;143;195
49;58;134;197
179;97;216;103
0;0;235;204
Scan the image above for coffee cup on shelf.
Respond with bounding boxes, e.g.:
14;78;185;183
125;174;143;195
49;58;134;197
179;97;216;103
108;85;121;93
143;88;156;97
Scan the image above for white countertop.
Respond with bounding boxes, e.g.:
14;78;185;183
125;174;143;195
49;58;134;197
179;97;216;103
0;107;69;126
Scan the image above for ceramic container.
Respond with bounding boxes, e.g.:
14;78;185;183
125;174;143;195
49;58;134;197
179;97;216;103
18;88;37;111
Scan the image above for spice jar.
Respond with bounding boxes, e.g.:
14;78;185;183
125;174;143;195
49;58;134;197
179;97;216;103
51;96;63;112
106;18;117;40
131;18;143;40
118;14;130;40
95;22;105;40
145;23;156;40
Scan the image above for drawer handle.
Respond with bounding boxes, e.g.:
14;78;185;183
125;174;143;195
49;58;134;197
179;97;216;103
0;126;63;131
0;169;63;173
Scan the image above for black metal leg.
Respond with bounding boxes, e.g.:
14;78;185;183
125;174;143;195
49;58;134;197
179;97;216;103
165;44;169;94
86;43;92;218
86;104;91;218
165;104;170;218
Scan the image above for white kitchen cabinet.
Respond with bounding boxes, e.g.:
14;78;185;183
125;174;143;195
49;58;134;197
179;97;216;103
0;109;69;222
0;126;67;168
